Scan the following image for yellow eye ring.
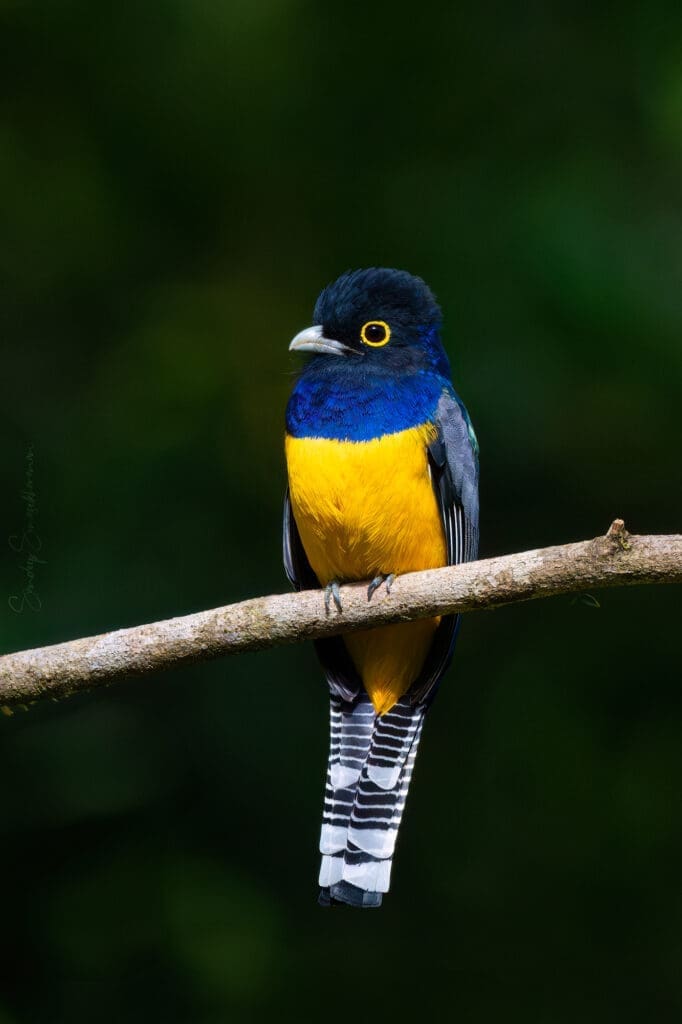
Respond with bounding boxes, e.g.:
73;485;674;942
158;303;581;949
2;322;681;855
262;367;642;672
360;320;391;347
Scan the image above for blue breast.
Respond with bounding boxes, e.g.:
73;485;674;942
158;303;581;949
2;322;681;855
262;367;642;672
286;362;448;441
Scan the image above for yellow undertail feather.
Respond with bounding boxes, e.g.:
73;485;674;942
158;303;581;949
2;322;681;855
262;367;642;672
285;424;447;713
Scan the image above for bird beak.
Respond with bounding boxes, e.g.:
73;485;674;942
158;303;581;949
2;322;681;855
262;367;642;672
289;325;356;356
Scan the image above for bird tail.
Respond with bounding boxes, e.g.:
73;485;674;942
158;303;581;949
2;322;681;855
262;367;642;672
318;692;427;908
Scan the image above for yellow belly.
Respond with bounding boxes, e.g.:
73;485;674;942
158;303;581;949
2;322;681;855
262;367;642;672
285;424;447;713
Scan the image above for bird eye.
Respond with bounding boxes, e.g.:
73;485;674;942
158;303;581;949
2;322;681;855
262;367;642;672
360;320;391;347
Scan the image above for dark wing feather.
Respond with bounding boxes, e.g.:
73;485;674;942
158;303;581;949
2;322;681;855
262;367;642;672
408;391;480;705
283;488;362;703
283;487;317;590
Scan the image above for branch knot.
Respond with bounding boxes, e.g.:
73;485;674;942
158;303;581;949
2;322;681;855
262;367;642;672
606;518;631;552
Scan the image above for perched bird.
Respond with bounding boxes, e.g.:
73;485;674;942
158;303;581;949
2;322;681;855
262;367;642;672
283;268;479;907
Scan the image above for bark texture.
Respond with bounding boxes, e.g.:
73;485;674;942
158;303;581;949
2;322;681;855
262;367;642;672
1;521;680;709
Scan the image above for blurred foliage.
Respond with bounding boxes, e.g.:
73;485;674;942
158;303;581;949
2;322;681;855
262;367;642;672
1;1;681;1021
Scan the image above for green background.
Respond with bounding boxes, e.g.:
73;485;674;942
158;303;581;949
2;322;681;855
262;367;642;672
1;1;681;1020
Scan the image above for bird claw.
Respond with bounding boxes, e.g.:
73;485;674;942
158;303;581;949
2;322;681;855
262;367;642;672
324;580;343;614
367;573;395;602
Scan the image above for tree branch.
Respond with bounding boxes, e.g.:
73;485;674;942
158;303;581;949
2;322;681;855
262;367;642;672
1;520;680;710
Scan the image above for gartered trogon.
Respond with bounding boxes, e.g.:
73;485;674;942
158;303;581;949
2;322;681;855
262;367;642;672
283;268;479;908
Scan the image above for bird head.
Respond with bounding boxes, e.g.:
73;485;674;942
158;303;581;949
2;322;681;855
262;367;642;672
289;268;449;375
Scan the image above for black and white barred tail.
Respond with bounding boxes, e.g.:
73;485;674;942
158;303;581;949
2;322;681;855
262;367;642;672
318;691;427;908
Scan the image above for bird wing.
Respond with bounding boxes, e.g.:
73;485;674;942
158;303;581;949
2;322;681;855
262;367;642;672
283;487;362;702
283;487;318;590
429;390;480;565
408;389;480;704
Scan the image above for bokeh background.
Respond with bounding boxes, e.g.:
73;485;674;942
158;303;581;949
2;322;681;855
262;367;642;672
1;2;681;1020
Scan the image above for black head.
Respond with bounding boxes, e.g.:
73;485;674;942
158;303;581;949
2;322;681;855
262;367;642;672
315;267;441;348
289;268;447;373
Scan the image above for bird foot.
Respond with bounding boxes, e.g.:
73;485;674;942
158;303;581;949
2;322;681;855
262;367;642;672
367;573;395;602
324;580;343;614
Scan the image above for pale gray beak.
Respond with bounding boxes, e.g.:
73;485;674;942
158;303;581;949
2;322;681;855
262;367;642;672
289;325;356;356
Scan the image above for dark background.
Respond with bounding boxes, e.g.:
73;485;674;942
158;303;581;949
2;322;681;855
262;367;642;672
1;2;681;1020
